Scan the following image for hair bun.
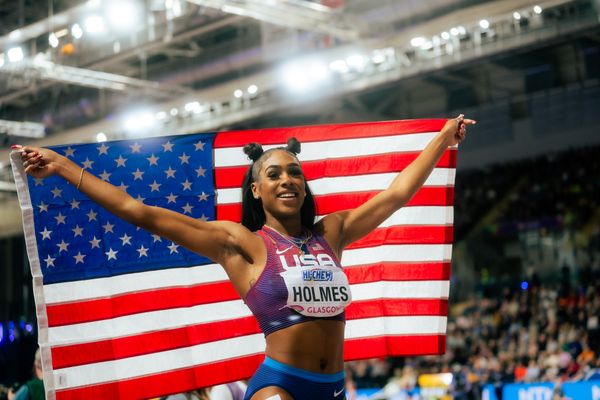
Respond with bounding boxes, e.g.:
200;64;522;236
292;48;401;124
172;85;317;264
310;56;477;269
243;142;264;162
285;137;301;155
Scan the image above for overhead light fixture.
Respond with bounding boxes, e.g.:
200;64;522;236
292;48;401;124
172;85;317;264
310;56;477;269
84;15;106;34
107;1;139;31
0;53;5;68
441;31;450;40
410;37;427;47
247;85;258;95
7;47;24;63
479;19;490;29
513;12;522;20
533;5;542;14
155;111;167;120
346;55;366;71
450;27;459;36
170;108;179;116
329;59;349;73
71;23;83;39
124;110;154;133
55;28;69;38
49;33;59;48
9;29;22;40
457;26;466;35
96;132;107;142
184;101;201;113
233;89;243;98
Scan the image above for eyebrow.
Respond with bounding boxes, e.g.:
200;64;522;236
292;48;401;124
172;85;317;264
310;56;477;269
264;163;301;171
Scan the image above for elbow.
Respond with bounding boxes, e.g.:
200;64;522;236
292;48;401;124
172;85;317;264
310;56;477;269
118;199;150;228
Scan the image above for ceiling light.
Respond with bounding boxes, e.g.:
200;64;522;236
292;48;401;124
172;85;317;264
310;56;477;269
9;30;21;40
533;5;542;14
458;26;466;35
450;27;459;36
479;19;490;29
71;23;83;39
84;15;106;34
107;1;139;30
346;54;366;71
441;31;450;40
247;85;258;95
410;37;427;47
170;108;179;116
55;28;69;38
513;12;522;20
49;33;59;48
185;101;201;113
233;89;243;98
96;132;107;142
124;111;154;132
7;47;24;63
155;111;167;120
0;54;4;68
329;59;349;73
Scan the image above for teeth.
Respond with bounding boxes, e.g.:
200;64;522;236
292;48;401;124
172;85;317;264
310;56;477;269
279;193;296;198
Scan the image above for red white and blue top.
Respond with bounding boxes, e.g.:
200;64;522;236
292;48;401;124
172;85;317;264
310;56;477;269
244;226;352;336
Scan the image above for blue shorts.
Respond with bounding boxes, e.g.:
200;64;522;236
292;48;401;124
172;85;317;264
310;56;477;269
244;356;345;400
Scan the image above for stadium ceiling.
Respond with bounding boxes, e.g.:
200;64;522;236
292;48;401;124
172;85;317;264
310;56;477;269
0;0;598;151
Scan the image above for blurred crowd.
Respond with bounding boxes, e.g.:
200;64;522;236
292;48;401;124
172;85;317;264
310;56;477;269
345;266;600;399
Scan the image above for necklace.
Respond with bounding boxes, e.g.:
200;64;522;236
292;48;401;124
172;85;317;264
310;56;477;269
263;224;313;254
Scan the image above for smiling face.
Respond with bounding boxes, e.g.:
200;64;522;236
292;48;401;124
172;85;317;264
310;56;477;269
251;150;307;222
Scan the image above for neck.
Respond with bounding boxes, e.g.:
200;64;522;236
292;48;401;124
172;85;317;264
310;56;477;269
264;216;303;237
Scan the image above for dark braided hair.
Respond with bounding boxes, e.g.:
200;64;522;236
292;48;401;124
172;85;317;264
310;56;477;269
241;137;316;232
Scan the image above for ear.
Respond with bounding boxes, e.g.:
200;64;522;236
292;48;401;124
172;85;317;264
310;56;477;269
251;181;260;200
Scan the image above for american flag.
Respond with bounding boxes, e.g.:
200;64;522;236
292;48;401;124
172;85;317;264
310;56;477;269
11;119;455;400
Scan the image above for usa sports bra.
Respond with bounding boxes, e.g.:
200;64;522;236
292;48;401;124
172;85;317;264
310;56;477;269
243;227;352;336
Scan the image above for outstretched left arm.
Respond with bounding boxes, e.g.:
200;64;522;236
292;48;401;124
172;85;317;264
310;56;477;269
321;115;475;255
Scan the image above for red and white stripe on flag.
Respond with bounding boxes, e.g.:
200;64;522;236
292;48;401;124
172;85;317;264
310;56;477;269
13;119;455;400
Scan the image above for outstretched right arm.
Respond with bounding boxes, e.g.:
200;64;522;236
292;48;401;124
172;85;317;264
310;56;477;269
18;146;257;268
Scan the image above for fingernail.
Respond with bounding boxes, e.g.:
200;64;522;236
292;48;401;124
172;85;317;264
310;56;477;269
11;144;22;149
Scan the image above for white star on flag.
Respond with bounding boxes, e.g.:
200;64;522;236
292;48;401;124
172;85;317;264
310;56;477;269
135;195;146;203
147;154;159;166
149;181;162;192
86;210;98;221
132;169;145;180
105;248;118;260
102;221;115;233
162;141;174;152
97;143;109;155
34;178;44;186
120;233;132;246
152;234;162;243
130;143;142;153
99;170;112;181
51;187;62;198
72;225;84;237
181;180;192;191
57;240;69;253
64;147;75;157
44;255;56;267
73;252;86;264
182;203;193;214
70;199;80;209
81;158;94;169
54;213;66;225
40;227;52;240
166;193;178;203
178;153;190;164
115;155;127;167
38;202;49;212
195;166;206;177
194;140;205;151
164;167;176;179
89;236;101;249
136;245;149;258
167;242;179;254
117;182;129;192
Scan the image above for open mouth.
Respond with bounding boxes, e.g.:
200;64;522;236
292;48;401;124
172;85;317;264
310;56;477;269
277;192;298;198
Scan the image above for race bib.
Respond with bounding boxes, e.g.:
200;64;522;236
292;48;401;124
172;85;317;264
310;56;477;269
278;252;352;317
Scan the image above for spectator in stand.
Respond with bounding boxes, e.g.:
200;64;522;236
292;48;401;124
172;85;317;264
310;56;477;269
7;349;43;400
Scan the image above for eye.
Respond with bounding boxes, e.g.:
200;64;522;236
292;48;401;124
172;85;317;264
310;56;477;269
288;167;303;176
267;171;279;179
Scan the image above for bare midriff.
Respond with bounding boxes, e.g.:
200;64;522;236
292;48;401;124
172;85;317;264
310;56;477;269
264;319;345;374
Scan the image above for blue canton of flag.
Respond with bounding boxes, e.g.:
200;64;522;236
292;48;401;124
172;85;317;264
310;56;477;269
28;134;215;285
